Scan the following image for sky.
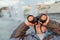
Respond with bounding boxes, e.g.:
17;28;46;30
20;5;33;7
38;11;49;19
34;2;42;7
0;0;20;7
0;0;60;8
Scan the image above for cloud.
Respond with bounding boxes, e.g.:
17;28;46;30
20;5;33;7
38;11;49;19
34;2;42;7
44;0;56;5
0;0;19;8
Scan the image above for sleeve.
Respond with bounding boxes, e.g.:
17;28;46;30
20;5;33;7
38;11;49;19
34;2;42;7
47;20;60;35
47;20;60;29
11;22;29;38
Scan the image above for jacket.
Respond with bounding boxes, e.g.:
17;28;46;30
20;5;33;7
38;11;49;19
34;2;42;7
47;20;60;35
10;22;29;38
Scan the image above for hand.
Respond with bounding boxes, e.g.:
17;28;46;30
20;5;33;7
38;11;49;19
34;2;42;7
25;21;34;26
39;20;42;24
43;17;49;26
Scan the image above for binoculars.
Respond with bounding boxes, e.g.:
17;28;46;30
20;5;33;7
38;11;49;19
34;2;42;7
27;14;47;24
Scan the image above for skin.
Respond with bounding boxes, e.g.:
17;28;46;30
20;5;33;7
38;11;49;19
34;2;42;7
35;21;47;33
35;21;42;33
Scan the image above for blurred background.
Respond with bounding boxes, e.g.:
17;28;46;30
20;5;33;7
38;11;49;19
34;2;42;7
0;0;60;40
